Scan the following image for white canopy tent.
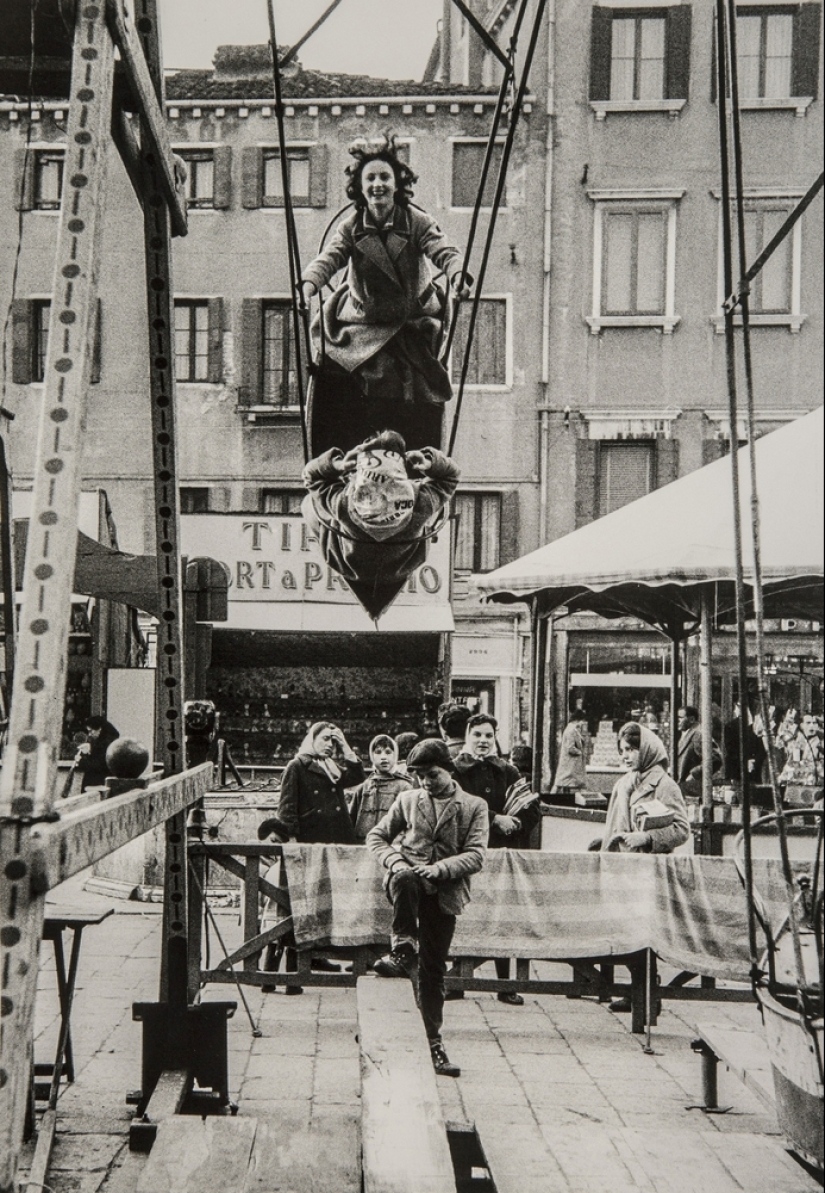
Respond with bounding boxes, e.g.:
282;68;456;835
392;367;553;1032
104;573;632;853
474;409;824;794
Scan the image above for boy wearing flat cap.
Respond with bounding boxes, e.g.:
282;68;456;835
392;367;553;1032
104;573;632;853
366;738;488;1077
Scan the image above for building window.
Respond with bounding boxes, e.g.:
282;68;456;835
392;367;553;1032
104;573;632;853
176;149;214;207
713;4;821;111
263;148;311;205
603;208;667;315
737;9;794;98
260;490;304;515
610;14;667;100
174;301;210;382
713;194;804;331
589;6;692;114
587;193;682;333
180;488;210;514
34;150;64;209
450;297;509;387
454;493;501;572
451;140;504;208
11;298;102;385
262;302;298;406
597;441;655;516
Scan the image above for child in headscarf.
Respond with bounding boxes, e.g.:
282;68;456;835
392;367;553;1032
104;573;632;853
302;429;458;619
276;721;364;844
601;723;689;854
347;733;410;842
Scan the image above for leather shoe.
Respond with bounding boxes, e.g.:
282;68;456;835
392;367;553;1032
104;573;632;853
311;957;341;972
497;991;524;1006
609;997;631;1013
444;988;465;1001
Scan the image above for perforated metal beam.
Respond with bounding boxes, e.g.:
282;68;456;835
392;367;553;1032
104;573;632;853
0;6;114;1187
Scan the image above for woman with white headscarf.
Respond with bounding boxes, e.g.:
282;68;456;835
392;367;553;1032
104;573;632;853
277;722;364;844
601;723;689;854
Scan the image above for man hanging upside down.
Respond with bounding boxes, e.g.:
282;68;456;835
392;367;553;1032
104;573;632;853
301;430;459;619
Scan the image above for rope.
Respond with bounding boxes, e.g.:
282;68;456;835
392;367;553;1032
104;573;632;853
448;0;546;457
714;0;760;989
725;0;809;1000
266;0;311;463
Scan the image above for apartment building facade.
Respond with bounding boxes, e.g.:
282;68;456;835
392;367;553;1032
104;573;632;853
434;0;823;760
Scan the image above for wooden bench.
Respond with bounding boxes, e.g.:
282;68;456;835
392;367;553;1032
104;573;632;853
356;976;455;1193
691;1021;776;1114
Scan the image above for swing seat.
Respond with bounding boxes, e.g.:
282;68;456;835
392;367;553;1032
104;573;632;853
307;354;443;458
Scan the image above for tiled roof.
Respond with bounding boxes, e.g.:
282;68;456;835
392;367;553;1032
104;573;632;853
165;45;494;102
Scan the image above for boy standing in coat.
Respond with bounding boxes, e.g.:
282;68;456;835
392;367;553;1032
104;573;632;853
347;733;410;842
366;738;488;1077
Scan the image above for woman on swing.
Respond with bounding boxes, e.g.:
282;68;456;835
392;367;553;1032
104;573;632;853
301;135;471;452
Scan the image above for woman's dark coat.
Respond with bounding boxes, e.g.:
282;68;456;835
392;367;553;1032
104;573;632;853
277;753;365;844
453;753;540;849
77;721;119;792
302;204;463;390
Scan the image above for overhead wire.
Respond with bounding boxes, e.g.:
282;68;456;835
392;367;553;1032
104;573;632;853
714;0;760;987
266;0;312;464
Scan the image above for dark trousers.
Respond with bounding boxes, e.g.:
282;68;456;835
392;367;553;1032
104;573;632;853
387;870;456;1045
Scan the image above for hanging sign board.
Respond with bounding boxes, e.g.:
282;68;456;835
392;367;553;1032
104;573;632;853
181;514;454;633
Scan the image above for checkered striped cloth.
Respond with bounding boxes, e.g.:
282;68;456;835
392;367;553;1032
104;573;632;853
281;846;797;982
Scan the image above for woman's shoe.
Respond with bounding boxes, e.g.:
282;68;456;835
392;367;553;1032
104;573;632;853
497;991;524;1006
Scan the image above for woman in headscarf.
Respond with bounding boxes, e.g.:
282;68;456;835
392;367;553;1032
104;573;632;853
601;723;689;854
347;733;410;842
276;722;364;844
600;723;690;1016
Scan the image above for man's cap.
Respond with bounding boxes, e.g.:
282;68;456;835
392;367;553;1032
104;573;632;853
406;738;456;773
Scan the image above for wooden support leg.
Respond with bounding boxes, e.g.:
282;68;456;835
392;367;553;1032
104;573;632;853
0;5;115;1186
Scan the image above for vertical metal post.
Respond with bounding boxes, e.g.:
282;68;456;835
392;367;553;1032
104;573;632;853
0;438;15;692
530;604;547;793
700;590;715;817
131;0;189;1006
0;7;115;1186
669;633;680;778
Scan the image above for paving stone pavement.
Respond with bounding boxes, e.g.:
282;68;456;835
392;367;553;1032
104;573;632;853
17;878;811;1193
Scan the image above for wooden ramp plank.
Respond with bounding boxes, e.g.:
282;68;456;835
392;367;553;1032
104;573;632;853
702;1131;821;1193
136;1117;257;1193
695;1022;776;1113
356;976;455;1193
242;1113;360;1193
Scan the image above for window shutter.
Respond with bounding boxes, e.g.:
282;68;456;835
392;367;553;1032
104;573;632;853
11;299;34;384
212;145;232;209
702;438;725;466
665;5;692;100
242;486;261;511
90;298;102;384
241;146;263;209
499;490;520;566
210;486;231;512
589;8;614;101
14;149;34;211
240;298;263;406
655;437;679;488
575;440;599;528
792;3;821;98
309;144;328;208
207;297;224;383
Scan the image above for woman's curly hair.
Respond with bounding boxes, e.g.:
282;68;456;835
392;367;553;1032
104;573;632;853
345;134;418;208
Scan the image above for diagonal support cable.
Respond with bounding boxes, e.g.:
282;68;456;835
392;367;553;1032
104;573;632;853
449;0;512;71
448;0;545;456
278;0;346;70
